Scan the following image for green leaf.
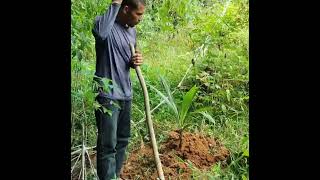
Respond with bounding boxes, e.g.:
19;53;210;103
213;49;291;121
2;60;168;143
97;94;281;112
242;149;249;157
221;104;227;112
241;136;249;145
190;107;212;114
226;89;231;102
182;123;193;130
179;85;198;125
149;84;179;118
102;106;112;116
199;112;216;124
241;174;247;180
160;76;177;111
93;101;101;110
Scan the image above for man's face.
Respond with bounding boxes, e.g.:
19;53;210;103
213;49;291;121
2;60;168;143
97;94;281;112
125;3;145;27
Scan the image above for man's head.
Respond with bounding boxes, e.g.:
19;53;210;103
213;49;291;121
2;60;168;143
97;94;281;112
118;0;145;27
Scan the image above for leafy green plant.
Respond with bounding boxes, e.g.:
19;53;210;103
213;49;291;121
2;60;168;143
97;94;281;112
150;76;213;148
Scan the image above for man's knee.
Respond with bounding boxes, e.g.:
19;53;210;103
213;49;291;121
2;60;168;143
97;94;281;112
117;137;130;147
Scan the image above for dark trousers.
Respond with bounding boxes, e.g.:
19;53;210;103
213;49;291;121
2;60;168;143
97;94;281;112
95;95;132;180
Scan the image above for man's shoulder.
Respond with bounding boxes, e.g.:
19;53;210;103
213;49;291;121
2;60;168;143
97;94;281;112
129;27;137;35
93;15;102;24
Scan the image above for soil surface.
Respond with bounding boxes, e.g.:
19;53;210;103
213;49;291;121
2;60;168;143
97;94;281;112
121;130;229;179
71;130;230;179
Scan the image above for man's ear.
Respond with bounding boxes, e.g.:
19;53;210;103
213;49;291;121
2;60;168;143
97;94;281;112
124;5;129;14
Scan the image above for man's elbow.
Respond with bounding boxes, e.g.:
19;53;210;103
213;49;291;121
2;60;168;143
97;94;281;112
97;34;108;41
92;29;108;41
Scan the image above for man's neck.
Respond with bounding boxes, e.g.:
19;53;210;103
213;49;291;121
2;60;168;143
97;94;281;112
116;15;129;29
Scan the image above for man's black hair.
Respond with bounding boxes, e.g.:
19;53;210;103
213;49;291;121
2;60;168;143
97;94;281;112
121;0;146;9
